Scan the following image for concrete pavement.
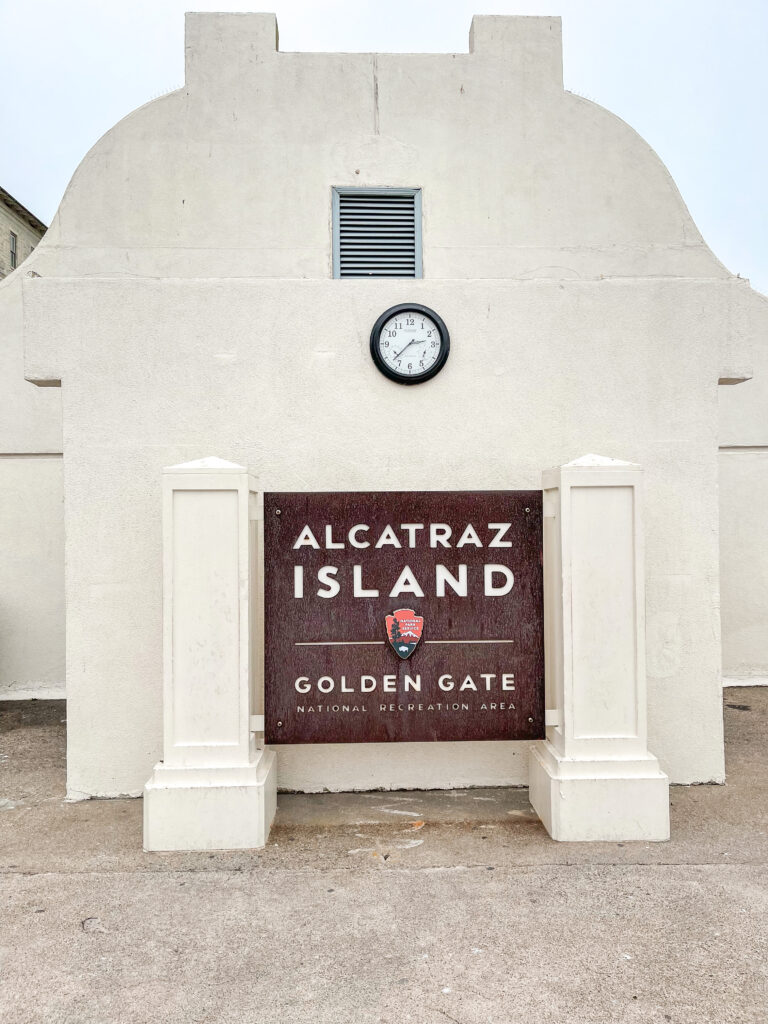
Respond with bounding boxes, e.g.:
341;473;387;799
1;692;767;1022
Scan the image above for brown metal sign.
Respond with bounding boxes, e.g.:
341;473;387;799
263;491;544;744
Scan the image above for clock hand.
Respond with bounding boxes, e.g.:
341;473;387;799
393;339;418;359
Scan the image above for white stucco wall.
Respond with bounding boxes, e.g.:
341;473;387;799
719;451;768;684
9;13;764;794
0;247;65;699
719;285;768;684
0;456;64;698
25;273;742;794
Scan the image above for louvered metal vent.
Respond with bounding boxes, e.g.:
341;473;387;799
332;188;422;279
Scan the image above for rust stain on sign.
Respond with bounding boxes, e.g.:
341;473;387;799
264;491;544;744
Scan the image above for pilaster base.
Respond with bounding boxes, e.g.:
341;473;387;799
143;749;277;851
529;741;669;842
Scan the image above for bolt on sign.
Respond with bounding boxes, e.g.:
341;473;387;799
263;492;544;744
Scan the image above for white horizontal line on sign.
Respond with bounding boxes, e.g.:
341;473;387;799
293;639;515;646
295;641;385;646
425;640;515;645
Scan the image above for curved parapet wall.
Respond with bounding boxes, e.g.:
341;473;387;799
17;13;731;284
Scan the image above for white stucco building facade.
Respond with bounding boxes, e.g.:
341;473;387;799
1;13;766;802
0;188;62;703
719;355;768;687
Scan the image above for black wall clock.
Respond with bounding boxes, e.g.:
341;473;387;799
370;303;450;385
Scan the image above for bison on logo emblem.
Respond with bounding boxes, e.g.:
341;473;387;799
385;608;424;660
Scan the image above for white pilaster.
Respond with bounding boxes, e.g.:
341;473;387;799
529;454;670;841
144;457;276;850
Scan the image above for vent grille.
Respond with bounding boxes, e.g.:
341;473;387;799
333;188;422;279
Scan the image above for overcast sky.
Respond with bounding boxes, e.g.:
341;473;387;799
1;0;765;292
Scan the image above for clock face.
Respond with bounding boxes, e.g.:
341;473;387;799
370;304;450;385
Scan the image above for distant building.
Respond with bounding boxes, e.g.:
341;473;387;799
0;186;46;279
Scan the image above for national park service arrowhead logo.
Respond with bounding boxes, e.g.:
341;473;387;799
386;608;424;660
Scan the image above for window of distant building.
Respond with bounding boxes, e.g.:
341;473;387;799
9;232;17;270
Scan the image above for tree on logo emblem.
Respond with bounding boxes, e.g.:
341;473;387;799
389;617;402;645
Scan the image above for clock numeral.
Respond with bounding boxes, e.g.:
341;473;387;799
406;318;415;326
